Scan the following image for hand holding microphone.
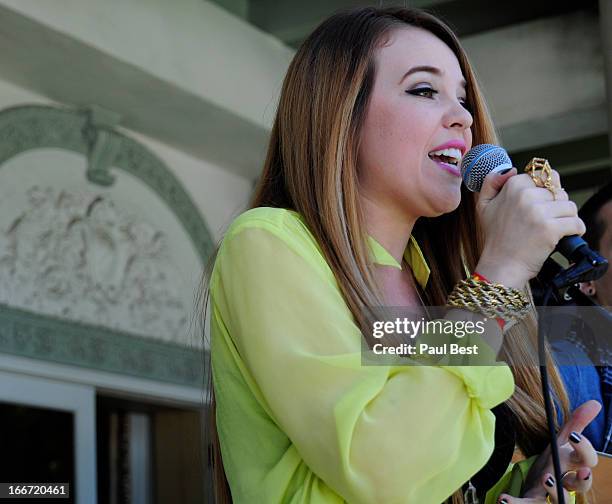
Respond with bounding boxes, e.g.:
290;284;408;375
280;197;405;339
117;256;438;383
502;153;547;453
462;144;588;290
475;166;585;289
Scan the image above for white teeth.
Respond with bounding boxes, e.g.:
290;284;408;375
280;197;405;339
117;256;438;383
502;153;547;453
428;147;462;164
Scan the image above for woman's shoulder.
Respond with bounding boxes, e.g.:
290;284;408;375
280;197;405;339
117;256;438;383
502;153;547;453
225;206;302;236
211;207;334;292
220;206;325;264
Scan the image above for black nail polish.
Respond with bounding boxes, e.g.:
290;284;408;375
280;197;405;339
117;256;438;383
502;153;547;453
583;472;591;481
545;476;555;487
498;168;511;175
569;431;582;443
500;499;508;504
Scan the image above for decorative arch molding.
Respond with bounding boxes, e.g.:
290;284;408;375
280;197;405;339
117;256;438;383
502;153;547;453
0;104;214;387
0;104;214;263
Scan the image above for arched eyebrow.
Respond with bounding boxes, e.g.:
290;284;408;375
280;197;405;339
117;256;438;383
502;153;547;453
399;65;467;88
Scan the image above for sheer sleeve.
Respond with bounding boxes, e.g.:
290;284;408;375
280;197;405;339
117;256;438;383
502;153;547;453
211;213;515;503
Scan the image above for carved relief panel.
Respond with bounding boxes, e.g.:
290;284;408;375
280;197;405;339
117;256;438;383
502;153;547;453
0;106;214;381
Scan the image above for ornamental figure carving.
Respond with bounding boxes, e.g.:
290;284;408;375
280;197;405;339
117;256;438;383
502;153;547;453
0;186;188;343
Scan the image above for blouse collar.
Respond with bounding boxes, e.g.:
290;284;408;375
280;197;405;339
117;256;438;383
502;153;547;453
367;235;431;289
285;208;430;289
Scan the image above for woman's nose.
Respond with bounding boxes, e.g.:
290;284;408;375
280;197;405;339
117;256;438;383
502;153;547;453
445;100;473;131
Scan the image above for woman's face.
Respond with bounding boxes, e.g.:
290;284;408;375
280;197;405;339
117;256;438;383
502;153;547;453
358;27;473;219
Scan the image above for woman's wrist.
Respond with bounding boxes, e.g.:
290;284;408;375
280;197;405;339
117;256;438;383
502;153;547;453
474;258;529;291
447;272;530;337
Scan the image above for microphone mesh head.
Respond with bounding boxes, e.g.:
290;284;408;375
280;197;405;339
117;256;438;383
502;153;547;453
460;144;513;192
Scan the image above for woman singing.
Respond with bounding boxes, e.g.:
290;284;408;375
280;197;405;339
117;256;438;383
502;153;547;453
202;7;600;503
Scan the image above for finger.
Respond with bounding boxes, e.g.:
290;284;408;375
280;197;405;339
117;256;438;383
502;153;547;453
542;474;571;503
525;187;569;202
551;217;588;242
514;170;564;193
498;493;542;503
558;400;602;444
539;200;578;218
550;169;562;188
479;167;517;202
576;466;592;482
561;466;593;494
509;173;548;191
555;187;568;200
567;430;598;467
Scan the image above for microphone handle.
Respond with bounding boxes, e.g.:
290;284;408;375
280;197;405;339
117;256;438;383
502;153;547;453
555;235;587;262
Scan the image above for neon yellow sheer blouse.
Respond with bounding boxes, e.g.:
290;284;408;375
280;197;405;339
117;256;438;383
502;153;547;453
210;207;535;504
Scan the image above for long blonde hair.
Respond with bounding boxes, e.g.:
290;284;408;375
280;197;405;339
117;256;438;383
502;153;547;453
201;7;573;503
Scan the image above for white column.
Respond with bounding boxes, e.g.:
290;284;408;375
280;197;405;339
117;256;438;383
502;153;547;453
129;414;153;504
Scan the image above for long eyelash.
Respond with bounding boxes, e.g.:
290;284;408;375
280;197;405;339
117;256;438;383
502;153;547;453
408;87;474;113
406;87;438;98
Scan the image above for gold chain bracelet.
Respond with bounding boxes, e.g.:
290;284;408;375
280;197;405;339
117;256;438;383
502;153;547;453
447;278;530;324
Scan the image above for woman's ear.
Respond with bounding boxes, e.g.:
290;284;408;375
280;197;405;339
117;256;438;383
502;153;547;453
579;280;597;297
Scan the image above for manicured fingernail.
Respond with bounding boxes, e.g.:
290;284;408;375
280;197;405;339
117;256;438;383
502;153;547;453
499;499;508;504
583;471;591;480
569;431;582;443
545;476;555;487
499;168;511;175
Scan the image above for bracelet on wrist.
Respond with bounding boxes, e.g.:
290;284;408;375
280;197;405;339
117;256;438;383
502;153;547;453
471;272;505;330
446;273;530;331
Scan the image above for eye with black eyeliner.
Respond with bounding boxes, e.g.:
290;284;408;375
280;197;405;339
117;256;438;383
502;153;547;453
406;87;438;99
407;86;473;114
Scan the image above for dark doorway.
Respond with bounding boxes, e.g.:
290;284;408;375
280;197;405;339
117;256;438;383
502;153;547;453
0;402;74;503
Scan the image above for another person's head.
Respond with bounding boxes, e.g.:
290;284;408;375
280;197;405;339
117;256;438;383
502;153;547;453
578;182;612;307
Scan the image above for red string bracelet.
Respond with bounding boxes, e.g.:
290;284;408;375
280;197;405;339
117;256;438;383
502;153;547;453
471;271;506;330
472;271;490;283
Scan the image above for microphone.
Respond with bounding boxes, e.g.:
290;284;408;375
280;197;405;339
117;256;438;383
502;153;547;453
460;143;608;285
461;144;513;189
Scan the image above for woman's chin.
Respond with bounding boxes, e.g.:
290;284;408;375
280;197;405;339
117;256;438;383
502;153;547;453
429;189;462;216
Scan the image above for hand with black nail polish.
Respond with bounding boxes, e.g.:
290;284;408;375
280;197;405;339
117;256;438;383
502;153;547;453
497;400;601;503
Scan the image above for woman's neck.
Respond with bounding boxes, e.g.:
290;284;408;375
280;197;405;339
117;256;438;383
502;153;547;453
360;195;417;265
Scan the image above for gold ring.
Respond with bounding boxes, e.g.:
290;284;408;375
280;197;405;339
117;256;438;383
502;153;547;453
561;470;576;480
546;494;552;504
525;157;557;200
